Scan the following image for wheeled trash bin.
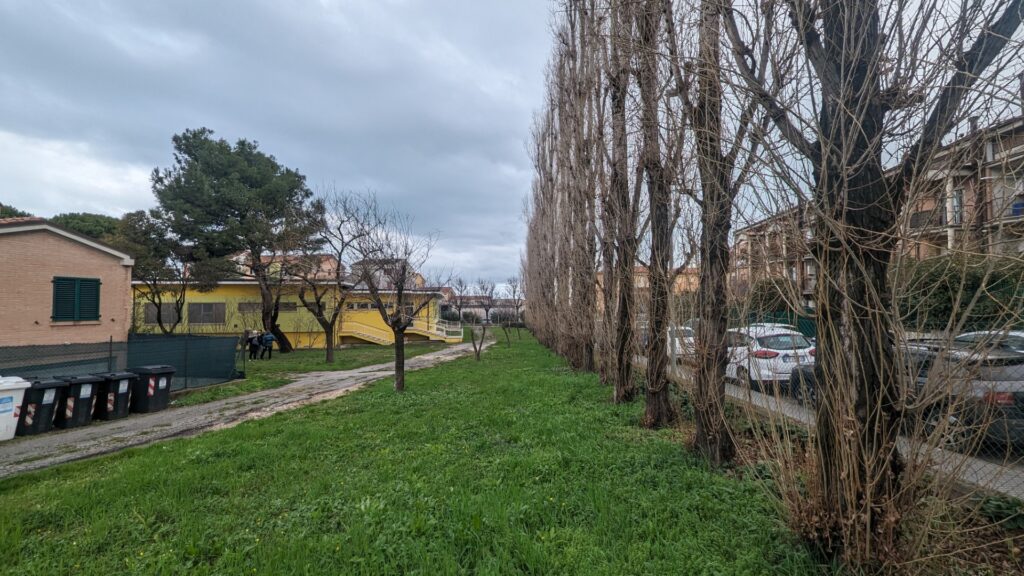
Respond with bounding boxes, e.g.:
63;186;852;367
16;377;68;436
92;371;136;421
128;365;175;413
54;374;102;429
0;376;31;441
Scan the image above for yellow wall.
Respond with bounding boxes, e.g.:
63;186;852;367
133;283;458;347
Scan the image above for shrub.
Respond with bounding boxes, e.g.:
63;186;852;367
894;255;1024;331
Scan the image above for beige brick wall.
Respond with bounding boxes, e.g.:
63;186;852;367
0;230;132;346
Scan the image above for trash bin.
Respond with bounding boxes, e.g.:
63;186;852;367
91;371;136;421
16;377;68;436
54;375;102;429
128;365;175;413
0;376;31;442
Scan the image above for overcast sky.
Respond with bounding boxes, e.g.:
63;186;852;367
0;0;553;280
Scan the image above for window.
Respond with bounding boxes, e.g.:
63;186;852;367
950;188;964;225
238;302;261;313
278;302;298;312
187;303;226;325
726;331;751;348
144;303;179;325
757;335;811;350
52;277;101;322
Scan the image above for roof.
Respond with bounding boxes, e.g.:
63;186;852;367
0;218;134;266
0;216;45;226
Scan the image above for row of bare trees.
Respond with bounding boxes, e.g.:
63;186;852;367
525;0;1024;571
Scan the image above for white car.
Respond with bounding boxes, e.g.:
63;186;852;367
668;326;696;363
726;326;815;389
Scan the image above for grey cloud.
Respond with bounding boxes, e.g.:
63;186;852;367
0;0;551;280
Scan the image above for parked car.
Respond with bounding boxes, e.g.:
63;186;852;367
790;341;1024;450
726;326;815;391
954;330;1024;355
668;325;696;364
918;340;1024;450
747;322;800;332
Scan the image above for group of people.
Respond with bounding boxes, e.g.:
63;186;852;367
246;330;277;360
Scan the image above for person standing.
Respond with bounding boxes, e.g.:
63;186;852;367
248;331;262;360
260;330;276;360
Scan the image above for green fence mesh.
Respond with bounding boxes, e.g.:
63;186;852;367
0;334;244;390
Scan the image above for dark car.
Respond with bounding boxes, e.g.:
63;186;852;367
788;342;1024;450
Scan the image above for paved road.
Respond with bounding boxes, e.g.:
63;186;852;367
637;358;1024;500
0;342;484;479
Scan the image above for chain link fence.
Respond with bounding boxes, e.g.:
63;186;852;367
0;334;244;391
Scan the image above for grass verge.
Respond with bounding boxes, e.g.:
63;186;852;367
171;342;448;407
0;334;821;575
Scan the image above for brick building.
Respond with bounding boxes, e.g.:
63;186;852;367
730;114;1024;306
730;204;816;308
0;217;134;346
900;115;1024;258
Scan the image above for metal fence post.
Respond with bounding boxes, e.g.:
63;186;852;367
108;335;113;372
184;330;190;389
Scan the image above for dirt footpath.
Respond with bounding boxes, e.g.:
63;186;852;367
0;342;484;479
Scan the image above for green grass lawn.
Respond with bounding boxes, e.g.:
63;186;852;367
171;342;448;407
0;334;821;575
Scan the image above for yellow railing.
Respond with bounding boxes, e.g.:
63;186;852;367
340;320;393;344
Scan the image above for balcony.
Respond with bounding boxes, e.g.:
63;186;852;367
908;209;946;229
802;276;817;294
990;197;1024;222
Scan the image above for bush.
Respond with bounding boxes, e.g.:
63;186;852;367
440;309;461;322
747;277;800;314
490;310;519;324
895;255;1024;331
461;311;481;324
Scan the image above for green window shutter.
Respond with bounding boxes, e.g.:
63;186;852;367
51;277;101;321
52;278;77;321
78;279;101;321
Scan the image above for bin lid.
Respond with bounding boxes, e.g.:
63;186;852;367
128;365;176;375
0;376;30;392
23;377;69;390
92;371;138;380
55;374;105;385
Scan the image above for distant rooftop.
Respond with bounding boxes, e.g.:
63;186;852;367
0;216;46;227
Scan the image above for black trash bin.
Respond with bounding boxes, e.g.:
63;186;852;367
128;366;175;413
91;371;136;421
54;375;102;428
15;377;69;436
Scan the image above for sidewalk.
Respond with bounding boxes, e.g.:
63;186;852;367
0;342;482;479
634;356;1024;501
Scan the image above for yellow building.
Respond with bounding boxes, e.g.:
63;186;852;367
132;281;463;347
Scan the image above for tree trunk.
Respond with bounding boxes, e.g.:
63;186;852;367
638;0;677;428
691;0;736;466
599;195;617;386
812;0;903;560
610;0;636;404
393;329;406;392
255;266;293;353
325;324;335;364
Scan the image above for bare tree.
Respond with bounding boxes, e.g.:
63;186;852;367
293;189;375;363
505;274;525;337
476;279;496;323
723;0;1024;564
661;0;767;464
353;202;440;392
452;277;471;321
636;0;678;428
